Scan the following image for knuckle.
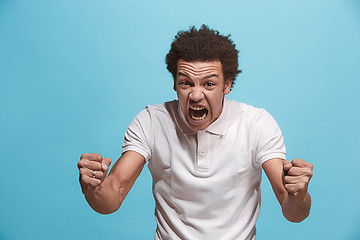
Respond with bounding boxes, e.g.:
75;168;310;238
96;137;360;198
299;181;307;190
96;162;102;170
79;159;90;168
79;168;87;175
77;160;85;169
293;158;302;164
284;160;291;166
80;175;88;183
92;153;102;161
80;153;88;160
89;179;101;187
285;184;295;194
103;157;112;166
309;163;314;170
302;168;312;179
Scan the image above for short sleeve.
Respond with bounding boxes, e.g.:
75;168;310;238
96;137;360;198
122;107;152;162
253;109;286;165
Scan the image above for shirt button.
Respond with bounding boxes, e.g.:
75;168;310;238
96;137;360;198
200;148;207;155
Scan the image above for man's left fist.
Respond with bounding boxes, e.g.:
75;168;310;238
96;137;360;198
283;158;313;199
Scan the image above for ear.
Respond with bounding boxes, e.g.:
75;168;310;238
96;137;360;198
223;78;233;95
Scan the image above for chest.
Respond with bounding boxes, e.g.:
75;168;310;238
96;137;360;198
148;125;261;195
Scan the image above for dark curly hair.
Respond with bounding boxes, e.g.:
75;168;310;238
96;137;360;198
166;24;241;90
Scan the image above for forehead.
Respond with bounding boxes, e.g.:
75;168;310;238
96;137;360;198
177;59;223;77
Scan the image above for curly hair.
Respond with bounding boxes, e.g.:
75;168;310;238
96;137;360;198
166;25;241;89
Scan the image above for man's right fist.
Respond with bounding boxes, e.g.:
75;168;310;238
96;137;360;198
77;153;112;193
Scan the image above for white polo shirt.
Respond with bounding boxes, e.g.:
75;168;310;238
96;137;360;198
122;98;286;240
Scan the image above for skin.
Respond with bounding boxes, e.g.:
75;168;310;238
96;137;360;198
77;151;145;214
77;59;313;223
262;158;313;222
175;59;232;131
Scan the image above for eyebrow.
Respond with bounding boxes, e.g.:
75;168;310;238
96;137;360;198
203;74;219;79
177;72;189;78
177;72;219;80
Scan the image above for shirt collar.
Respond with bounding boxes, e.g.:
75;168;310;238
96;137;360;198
176;97;231;136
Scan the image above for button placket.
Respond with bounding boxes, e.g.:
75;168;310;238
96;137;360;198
196;130;210;171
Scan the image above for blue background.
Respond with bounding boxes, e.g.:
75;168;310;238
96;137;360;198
1;0;359;239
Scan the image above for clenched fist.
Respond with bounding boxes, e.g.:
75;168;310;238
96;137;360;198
283;158;313;199
77;153;112;193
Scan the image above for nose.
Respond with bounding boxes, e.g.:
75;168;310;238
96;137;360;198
189;86;204;102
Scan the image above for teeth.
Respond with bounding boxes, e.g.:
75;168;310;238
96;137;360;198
189;106;207;121
191;112;207;120
190;106;205;111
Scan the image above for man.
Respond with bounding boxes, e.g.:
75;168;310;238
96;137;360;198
77;25;313;240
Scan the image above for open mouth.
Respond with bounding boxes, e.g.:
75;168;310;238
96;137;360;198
189;106;208;121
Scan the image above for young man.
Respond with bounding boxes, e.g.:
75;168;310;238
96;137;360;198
77;25;313;240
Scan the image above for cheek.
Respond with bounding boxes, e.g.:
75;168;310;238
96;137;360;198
209;95;224;117
213;104;222;116
177;91;189;102
178;94;186;104
177;92;188;110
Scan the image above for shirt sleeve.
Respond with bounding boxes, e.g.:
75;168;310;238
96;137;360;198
122;107;152;162
253;109;286;165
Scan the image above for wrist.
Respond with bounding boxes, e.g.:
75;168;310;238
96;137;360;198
282;193;311;223
82;184;101;197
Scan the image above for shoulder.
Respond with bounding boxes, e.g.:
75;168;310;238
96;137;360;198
226;99;268;121
144;100;178;118
125;100;179;141
146;100;178;112
132;100;179;129
225;99;281;135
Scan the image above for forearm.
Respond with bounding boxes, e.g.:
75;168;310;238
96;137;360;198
83;176;124;214
78;151;145;214
282;192;311;223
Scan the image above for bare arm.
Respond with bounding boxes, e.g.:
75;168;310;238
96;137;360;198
78;151;146;214
262;158;313;223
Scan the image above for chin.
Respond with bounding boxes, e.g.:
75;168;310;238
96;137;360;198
187;118;210;131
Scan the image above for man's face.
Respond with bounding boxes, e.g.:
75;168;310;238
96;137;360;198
174;59;232;131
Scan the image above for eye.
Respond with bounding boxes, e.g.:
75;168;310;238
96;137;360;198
206;82;215;87
179;81;190;85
